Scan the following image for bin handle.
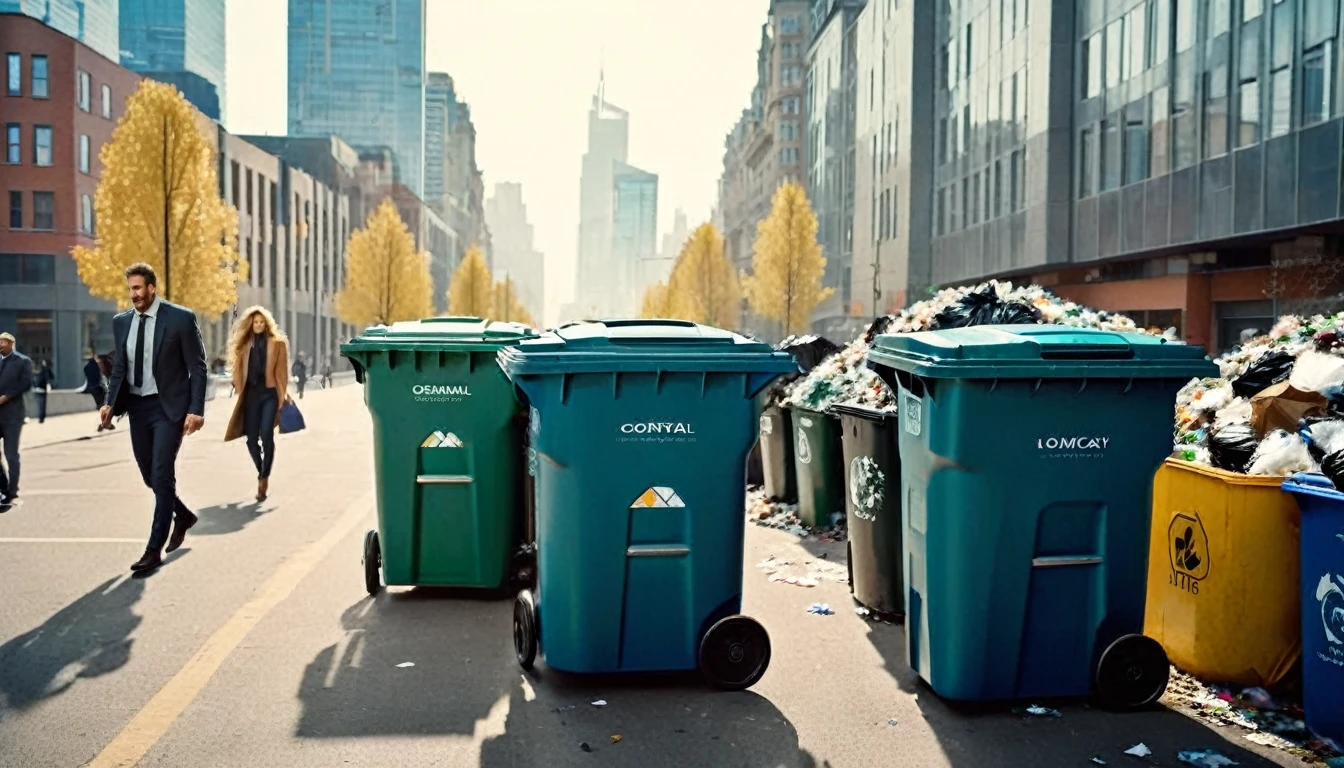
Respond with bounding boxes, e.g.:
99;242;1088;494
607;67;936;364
1039;345;1134;360
602;319;698;329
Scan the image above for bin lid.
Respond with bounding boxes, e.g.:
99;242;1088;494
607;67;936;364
1283;471;1344;499
867;325;1218;380
341;316;533;355
497;319;796;377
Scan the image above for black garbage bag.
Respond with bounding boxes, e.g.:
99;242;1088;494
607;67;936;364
1323;449;1344;492
930;285;1043;330
1208;421;1259;473
863;315;897;343
776;335;841;375
1230;351;1296;398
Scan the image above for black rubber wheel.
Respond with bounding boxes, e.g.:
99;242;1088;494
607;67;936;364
362;530;382;596
698;615;771;691
1095;634;1170;710
513;589;538;670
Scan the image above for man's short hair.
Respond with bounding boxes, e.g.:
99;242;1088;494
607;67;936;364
125;262;157;286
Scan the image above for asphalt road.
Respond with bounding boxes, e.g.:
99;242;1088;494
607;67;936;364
0;386;1300;767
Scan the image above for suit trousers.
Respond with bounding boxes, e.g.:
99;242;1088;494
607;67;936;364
243;385;278;479
127;395;191;552
0;413;21;498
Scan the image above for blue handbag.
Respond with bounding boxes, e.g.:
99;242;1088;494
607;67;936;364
278;398;306;434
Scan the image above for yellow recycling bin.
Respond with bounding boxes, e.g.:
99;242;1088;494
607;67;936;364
1144;458;1302;687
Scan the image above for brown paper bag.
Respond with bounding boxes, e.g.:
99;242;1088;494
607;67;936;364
1250;381;1328;438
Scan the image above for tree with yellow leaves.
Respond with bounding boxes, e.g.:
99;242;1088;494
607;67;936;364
447;244;494;317
639;281;675;318
667;223;741;329
72;80;244;313
334;199;433;327
493;277;537;327
743;182;834;336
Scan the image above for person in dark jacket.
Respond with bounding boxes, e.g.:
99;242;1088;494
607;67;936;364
32;360;55;423
83;351;114;431
0;331;33;509
292;354;308;399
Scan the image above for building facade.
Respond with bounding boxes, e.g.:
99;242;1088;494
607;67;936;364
288;0;427;197
612;161;659;315
0;0;119;62
574;74;636;318
484;182;545;322
118;0;226;121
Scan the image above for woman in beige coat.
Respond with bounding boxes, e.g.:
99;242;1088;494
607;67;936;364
224;307;290;501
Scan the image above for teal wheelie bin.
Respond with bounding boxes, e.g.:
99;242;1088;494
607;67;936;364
868;325;1217;708
498;319;795;689
341;317;534;596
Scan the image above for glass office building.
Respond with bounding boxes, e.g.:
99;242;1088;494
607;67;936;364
288;0;427;198
119;0;226;121
1;0;119;61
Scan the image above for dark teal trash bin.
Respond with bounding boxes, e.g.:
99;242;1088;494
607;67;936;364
498;319;795;689
868;325;1217;707
832;403;903;616
759;405;797;501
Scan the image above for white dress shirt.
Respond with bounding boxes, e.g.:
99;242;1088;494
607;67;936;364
126;297;161;397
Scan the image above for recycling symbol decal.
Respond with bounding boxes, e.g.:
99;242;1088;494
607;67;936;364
1168;512;1210;581
1317;573;1344;646
848;456;884;522
796;428;812;465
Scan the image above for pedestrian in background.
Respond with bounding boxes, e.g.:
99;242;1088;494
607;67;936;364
83;350;113;431
292;353;308;399
321;355;333;389
223;306;289;502
0;332;33;510
100;263;208;573
32;360;55;423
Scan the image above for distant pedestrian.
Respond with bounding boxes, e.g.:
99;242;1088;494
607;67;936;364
100;263;207;573
82;351;113;431
321;356;333;389
0;331;33;510
32;360;55;423
292;353;308;399
224;306;290;503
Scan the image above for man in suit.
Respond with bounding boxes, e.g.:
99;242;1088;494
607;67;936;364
100;263;207;571
0;331;33;512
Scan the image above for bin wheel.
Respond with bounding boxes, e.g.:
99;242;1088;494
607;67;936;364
698;615;771;691
846;541;854;595
1095;634;1169;710
513;589;539;670
362;530;382;596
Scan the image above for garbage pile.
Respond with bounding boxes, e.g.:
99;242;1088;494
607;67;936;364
746;489;846;541
886;280;1174;337
764;335;842;406
1175;312;1344;482
778;330;897;413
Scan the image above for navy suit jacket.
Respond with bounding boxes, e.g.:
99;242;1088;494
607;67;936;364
106;300;208;423
0;350;32;422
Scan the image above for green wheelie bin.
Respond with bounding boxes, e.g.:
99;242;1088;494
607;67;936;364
791;408;845;527
341;317;534;596
759;404;796;501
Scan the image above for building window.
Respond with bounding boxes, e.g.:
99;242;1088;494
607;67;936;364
1079;126;1096;197
6;52;19;96
1101;115;1121;190
31;55;48;98
1083;34;1102;98
5;123;18;164
1173;59;1197;167
780;15;800;34
1175;0;1195;52
8;190;21;228
1244;0;1263;20
1238;79;1261;146
33;125;52;166
79;134;90;173
32;191;53;230
1206;0;1231;39
1151;0;1171;64
1106;20;1123;88
101;84;112;118
1012;150;1025;211
1125;4;1147;80
81;193;93;234
1124;100;1151;184
1151;86;1171;175
1302;44;1334;125
0;254;56;284
77;70;90;111
993;158;1003;216
1204;65;1229;157
1269;68;1292;136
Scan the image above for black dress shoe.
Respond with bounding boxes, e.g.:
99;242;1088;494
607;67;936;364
131;549;163;572
166;511;198;554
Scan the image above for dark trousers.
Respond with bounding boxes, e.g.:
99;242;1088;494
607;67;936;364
295;377;306;398
243;386;278;479
87;386;105;411
127;395;191;552
0;415;21;498
35;393;48;423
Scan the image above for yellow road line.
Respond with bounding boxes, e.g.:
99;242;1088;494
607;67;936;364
88;493;372;768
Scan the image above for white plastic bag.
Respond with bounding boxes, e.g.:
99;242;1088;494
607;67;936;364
1247;429;1317;476
1289;350;1344;395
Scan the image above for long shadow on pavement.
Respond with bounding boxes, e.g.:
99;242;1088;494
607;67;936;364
295;588;514;738
191;500;268;537
479;667;821;768
862;617;1286;766
0;573;145;716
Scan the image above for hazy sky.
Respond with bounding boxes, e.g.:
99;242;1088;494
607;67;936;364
225;0;765;313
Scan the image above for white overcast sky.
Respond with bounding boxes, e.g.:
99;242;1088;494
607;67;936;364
225;0;765;311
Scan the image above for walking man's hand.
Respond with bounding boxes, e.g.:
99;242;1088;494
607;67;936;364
183;414;205;435
99;405;112;430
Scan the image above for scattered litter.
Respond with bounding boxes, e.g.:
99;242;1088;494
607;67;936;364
1123;743;1152;757
755;553;849;587
1245;731;1295;749
855;606;872;617
1176;749;1238;767
1091;758;1107;766
747;490;847;540
807;603;834;616
553;704;576;713
591;699;607;707
1025;705;1062;718
610;735;622;744
887;718;897;727
395;662;415;668
579;742;592;753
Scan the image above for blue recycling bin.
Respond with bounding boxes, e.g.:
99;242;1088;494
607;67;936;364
1282;473;1344;747
867;325;1217;707
497;319;795;689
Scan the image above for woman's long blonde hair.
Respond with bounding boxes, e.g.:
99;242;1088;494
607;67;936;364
228;305;287;373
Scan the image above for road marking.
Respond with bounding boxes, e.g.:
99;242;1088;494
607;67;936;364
88;493;372;768
0;537;145;544
9;489;111;496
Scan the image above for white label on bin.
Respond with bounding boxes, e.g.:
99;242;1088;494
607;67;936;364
902;393;922;436
617;421;697;445
412;384;471;403
1317;573;1344;651
1036;435;1110;459
849;456;884;522
631;487;686;508
796;428;812;465
760;415;773;435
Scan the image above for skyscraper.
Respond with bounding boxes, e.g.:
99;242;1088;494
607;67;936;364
288;0;427;197
1;0;119;61
119;0;226;120
611;162;658;311
485;182;546;323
